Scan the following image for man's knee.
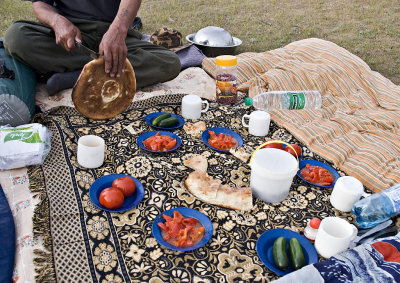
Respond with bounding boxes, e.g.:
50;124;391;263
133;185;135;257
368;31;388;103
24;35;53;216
3;22;31;59
165;52;181;80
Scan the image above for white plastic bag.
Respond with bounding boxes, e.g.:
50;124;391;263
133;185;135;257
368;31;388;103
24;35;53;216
0;123;52;170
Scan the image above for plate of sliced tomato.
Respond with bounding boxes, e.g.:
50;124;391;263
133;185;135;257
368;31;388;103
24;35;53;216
137;131;181;153
201;127;243;152
297;159;340;188
89;174;145;212
152;207;213;251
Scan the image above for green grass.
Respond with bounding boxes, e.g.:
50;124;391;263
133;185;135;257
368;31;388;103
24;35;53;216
1;0;399;84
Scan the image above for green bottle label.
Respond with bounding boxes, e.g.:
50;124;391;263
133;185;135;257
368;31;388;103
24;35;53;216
288;92;306;109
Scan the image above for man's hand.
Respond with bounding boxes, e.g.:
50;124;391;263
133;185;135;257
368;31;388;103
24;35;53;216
32;2;81;51
100;0;142;77
53;16;81;51
99;27;127;77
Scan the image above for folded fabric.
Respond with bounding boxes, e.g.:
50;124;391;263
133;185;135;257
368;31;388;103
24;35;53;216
176;45;206;69
273;233;400;283
0;185;15;283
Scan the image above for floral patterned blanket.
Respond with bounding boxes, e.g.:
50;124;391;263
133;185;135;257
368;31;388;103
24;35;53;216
27;93;364;282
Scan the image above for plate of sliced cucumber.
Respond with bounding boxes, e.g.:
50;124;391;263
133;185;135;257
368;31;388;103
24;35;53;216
145;112;185;130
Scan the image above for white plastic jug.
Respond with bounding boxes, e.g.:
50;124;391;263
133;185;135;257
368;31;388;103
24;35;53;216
250;148;298;203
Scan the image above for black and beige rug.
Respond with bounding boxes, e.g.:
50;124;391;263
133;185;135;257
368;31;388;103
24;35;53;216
29;94;356;282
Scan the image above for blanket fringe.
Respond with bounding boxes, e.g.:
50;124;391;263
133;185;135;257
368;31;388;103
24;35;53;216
33;249;56;283
28;165;57;282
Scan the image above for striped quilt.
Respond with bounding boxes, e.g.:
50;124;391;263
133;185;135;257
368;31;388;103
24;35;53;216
203;38;400;192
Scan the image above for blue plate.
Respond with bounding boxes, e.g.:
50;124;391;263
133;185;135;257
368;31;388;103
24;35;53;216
152;207;213;251
89;174;145;213
201;127;243;152
297;159;340;188
137;131;181;153
145;112;185;130
256;228;318;276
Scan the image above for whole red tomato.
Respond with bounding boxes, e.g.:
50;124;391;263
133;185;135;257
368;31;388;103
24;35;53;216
284;144;302;158
112;176;136;197
262;139;284;150
99;187;124;209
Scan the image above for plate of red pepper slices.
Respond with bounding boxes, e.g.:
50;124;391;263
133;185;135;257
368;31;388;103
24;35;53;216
152;207;213;251
201;127;243;152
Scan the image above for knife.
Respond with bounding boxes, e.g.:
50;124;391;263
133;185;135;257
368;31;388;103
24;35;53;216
75;41;100;60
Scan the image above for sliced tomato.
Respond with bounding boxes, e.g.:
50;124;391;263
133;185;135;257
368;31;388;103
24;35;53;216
164;138;177;150
157;222;168;232
158;211;205;247
183;218;198;226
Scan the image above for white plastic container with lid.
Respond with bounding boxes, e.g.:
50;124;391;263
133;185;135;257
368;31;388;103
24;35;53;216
250;148;298;203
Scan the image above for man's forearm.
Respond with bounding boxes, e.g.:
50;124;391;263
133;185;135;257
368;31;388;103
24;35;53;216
32;2;65;30
109;0;142;36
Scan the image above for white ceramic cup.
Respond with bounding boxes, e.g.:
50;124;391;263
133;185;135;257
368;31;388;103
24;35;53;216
330;176;365;212
77;135;105;169
181;94;209;120
242;111;271;136
315;217;358;258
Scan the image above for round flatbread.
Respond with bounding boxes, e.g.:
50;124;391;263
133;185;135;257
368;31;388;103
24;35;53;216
72;57;136;120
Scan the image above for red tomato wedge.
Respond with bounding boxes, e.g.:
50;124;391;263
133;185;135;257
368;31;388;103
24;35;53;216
157;211;205;247
208;130;237;150
300;163;334;186
143;132;177;151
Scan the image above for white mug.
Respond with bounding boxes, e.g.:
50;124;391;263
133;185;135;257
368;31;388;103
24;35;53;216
315;217;358;258
330;176;365;212
77;135;105;169
242;111;270;136
181;94;209;120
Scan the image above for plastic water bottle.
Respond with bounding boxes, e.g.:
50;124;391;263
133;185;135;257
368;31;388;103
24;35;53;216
244;90;322;111
352;183;400;229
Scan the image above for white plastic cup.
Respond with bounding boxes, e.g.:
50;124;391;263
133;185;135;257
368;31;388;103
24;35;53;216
250;148;298;203
315;217;358;258
242;111;271;136
181;94;209;120
77;135;105;169
330;176;364;212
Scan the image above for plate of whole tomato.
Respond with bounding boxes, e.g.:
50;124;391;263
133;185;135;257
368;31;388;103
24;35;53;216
201;127;243;152
152;207;213;251
137;131;182;153
89;174;145;212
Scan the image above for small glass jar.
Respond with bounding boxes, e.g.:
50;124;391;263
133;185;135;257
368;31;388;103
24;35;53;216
215;55;237;104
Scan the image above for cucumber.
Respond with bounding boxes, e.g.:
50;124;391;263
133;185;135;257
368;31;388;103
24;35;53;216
273;237;289;270
152;113;171;126
158;117;179;127
289;238;305;270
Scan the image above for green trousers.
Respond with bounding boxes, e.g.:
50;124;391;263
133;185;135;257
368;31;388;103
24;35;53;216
3;17;181;89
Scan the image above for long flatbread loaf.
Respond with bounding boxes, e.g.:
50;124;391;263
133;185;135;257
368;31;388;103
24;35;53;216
185;170;253;211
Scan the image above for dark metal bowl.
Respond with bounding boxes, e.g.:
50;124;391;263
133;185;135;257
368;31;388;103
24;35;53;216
186;33;242;57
